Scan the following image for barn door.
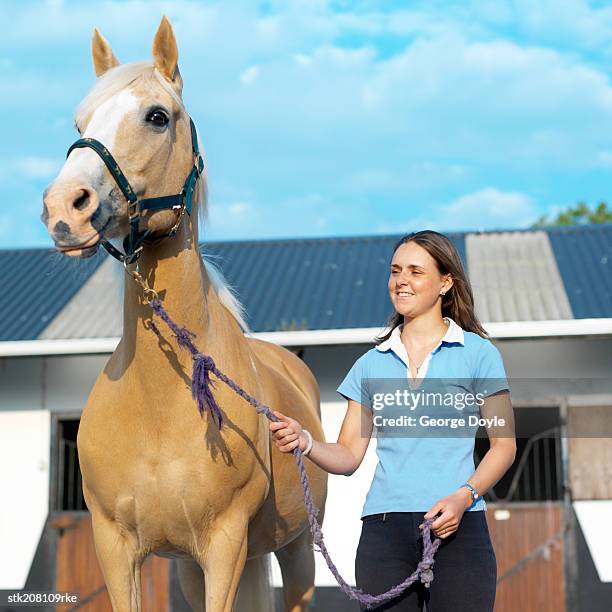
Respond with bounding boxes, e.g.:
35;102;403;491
488;503;565;612
53;514;170;611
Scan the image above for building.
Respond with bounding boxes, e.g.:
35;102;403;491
1;224;611;611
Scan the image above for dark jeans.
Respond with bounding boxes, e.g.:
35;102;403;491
355;511;496;611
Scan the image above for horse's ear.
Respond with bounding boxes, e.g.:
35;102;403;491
152;16;181;89
92;28;119;77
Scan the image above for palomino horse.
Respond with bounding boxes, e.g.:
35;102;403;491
41;17;327;612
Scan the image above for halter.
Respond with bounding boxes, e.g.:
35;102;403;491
66;117;204;265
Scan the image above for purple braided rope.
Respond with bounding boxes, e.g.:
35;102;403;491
149;298;442;609
150;300;224;428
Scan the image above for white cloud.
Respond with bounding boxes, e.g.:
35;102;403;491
228;202;253;216
14;156;61;180
335;162;468;196
0;156;61;181
596;150;612;168
240;65;260;85
386;187;538;234
2;1;612;248
439;187;536;230
514;0;612;53
204;195;350;241
206;201;256;237
188;21;612;184
294;53;312;65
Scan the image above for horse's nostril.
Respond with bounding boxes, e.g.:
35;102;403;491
73;189;90;211
54;220;72;241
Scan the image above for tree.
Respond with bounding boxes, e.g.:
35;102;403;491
532;201;612;227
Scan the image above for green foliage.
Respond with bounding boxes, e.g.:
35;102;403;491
532;201;612;227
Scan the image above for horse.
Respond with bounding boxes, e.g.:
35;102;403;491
41;16;327;612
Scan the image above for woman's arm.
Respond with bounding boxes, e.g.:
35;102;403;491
462;390;516;504
270;399;373;476
423;390;516;538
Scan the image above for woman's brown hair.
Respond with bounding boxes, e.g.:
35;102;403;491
376;230;487;343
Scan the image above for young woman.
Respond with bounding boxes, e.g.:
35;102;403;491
270;230;516;611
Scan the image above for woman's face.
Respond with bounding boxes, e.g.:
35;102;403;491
388;241;452;318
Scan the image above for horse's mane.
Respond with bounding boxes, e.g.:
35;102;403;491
76;62;248;332
203;257;249;332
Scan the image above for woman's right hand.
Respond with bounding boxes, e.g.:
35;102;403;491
270;410;307;453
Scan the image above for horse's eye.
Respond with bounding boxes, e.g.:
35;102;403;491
146;109;169;127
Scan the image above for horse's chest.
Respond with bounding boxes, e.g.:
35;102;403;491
79;419;234;522
77;384;269;550
81;447;235;547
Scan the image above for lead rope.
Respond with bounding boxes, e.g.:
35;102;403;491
141;287;441;609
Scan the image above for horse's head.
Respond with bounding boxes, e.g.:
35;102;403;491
42;17;204;258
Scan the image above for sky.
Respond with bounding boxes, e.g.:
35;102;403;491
1;0;612;249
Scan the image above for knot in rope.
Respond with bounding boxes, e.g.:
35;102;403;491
192;353;223;429
418;563;434;588
194;353;216;371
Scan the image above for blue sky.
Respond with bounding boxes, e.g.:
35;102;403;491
1;0;612;248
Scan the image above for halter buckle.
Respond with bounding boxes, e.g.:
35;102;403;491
124;245;143;264
168;200;187;237
194;153;203;176
123;259;160;303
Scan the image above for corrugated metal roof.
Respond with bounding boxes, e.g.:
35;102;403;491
39;257;122;339
0;248;104;341
466;231;573;322
204;233;466;332
30;233;466;339
546;224;612;319
1;225;610;341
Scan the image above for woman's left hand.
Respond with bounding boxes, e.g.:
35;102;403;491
419;487;473;539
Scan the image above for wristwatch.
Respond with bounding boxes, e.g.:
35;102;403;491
462;483;480;503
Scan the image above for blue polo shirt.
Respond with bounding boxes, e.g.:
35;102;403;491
337;318;509;516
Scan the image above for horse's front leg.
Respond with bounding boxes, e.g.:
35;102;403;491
91;511;143;612
201;509;250;612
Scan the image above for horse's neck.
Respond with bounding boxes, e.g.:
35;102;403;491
120;220;242;365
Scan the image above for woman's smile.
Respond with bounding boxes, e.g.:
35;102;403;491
396;291;415;300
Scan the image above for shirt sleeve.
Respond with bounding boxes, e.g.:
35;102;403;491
336;354;372;409
473;341;509;398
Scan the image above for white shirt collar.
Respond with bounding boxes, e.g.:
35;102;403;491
376;317;465;354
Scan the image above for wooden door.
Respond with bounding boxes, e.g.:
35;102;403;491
487;503;565;612
53;514;170;611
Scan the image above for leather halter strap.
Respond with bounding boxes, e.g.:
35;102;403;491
66;117;204;264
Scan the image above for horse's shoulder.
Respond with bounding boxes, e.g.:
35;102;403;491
246;337;319;406
246;337;312;378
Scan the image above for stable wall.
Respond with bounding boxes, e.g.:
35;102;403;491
1;335;611;589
